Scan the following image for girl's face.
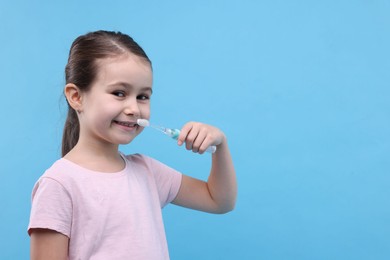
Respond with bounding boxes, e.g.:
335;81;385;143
78;53;153;148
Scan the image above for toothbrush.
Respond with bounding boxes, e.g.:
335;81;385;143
137;119;217;153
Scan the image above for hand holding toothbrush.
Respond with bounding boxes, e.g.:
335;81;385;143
137;119;220;154
177;121;224;154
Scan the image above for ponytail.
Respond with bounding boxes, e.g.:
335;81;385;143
61;108;79;156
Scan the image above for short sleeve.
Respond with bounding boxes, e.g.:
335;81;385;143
139;155;182;208
28;177;73;237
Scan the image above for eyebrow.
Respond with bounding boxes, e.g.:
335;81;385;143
108;82;153;94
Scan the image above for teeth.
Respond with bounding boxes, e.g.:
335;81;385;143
116;121;136;127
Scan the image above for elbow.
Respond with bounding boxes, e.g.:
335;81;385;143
207;184;237;214
213;191;237;214
218;191;237;214
217;207;234;215
213;200;236;214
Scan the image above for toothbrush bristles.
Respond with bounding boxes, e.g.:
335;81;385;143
137;119;150;127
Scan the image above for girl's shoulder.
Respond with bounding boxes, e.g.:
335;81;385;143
42;158;72;178
122;153;153;173
37;158;85;186
122;152;148;161
122;153;167;170
123;153;182;178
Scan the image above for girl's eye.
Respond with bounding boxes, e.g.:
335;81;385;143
137;94;150;101
113;91;126;97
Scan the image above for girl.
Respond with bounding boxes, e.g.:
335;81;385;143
28;30;236;260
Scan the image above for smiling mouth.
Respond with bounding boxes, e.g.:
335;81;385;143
114;121;137;127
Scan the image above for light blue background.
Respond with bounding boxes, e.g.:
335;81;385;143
1;1;389;259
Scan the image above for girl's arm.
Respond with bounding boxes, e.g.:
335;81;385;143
172;122;237;214
30;229;69;260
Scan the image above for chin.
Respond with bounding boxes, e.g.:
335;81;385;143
121;136;137;145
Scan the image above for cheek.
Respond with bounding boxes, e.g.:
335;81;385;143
90;103;115;124
143;112;151;120
140;104;151;119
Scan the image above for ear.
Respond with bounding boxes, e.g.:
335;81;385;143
64;83;83;112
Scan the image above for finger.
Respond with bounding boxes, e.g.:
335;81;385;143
177;123;192;145
192;129;208;153
199;137;214;154
185;125;200;151
177;123;193;146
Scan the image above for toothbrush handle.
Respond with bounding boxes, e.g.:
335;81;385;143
169;129;217;154
205;145;217;153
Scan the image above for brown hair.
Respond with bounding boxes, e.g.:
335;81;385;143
62;30;151;156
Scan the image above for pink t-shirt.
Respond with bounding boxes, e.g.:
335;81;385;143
28;153;182;260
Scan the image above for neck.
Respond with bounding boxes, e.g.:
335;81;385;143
63;140;125;173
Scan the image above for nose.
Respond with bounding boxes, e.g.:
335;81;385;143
123;98;140;117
